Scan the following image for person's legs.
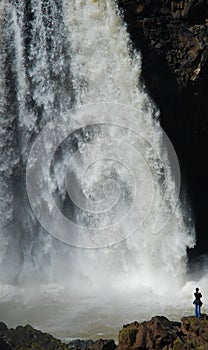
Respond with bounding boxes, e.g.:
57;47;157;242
198;305;201;318
195;305;201;318
195;304;198;317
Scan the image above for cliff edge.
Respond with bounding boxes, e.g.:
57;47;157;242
118;314;208;350
2;315;208;350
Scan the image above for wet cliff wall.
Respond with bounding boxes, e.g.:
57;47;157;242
118;0;208;261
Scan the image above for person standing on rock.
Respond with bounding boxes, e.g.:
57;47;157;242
193;287;203;318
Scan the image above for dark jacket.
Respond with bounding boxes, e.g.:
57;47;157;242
193;292;203;306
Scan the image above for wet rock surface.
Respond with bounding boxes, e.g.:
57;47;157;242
118;0;208;88
118;0;208;260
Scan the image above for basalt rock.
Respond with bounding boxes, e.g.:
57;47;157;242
0;322;117;350
118;0;208;88
0;322;68;350
118;0;208;259
118;317;181;350
118;314;208;350
2;316;208;350
0;337;13;350
68;338;116;350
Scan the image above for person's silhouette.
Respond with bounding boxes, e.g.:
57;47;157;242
193;287;203;318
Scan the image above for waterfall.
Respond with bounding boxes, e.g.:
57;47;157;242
0;0;196;338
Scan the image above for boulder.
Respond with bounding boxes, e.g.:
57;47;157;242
68;338;116;350
0;337;13;350
118;314;208;349
180;314;208;348
2;316;208;350
119;316;181;350
0;323;68;350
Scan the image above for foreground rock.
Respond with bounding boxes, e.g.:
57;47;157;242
0;337;13;350
118;314;208;350
68;339;116;350
0;322;116;350
2;315;208;350
0;322;68;350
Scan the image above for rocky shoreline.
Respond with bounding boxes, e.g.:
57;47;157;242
1;314;208;350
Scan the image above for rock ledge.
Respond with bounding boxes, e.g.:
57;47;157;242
118;314;208;350
1;315;208;350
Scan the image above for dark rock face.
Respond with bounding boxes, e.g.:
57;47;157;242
2;316;208;350
118;317;181;350
0;322;68;350
0;322;117;350
118;0;208;87
118;0;208;259
118;314;208;349
0;338;13;350
68;339;116;350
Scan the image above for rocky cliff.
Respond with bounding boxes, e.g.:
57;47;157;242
118;314;208;350
2;315;208;350
118;0;208;87
0;322;116;350
0;322;68;350
117;0;208;260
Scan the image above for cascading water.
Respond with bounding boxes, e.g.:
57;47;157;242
0;0;200;340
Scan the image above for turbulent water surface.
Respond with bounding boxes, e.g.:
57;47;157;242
0;0;205;341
